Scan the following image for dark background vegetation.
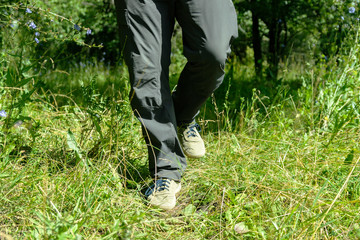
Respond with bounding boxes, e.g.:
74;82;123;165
28;0;358;99
1;0;359;146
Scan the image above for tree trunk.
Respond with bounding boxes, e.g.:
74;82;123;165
267;0;281;81
251;6;262;77
268;20;278;80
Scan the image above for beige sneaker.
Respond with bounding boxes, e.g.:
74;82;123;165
178;121;205;158
145;178;181;210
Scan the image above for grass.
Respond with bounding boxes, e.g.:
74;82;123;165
2;2;360;239
1;35;360;239
1;64;360;239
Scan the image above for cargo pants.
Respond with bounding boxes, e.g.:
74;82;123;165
114;0;238;181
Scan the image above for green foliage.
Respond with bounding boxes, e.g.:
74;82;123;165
298;29;360;138
0;1;99;161
35;0;119;65
233;0;360;81
317;0;359;59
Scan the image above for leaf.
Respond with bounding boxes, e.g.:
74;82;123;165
183;204;196;216
21;64;35;74
12;88;36;109
226;188;236;204
92;116;103;139
67;129;83;159
15;77;33;88
344;150;354;165
5;68;16;87
225;209;233;222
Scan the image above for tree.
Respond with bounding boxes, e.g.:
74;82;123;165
234;0;326;81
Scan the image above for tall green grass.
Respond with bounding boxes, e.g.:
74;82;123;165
2;45;360;239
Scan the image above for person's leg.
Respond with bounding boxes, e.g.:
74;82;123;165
114;0;186;181
173;0;238;124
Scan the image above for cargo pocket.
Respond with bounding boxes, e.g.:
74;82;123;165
129;53;162;115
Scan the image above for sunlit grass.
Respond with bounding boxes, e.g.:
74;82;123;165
1;79;360;238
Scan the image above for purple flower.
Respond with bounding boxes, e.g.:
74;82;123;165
35;37;39;44
349;7;356;14
0;110;7;117
86;29;92;35
28;21;36;29
35;32;40;36
74;24;81;31
26;8;32;13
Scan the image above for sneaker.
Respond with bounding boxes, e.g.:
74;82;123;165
145;178;181;210
178;121;205;158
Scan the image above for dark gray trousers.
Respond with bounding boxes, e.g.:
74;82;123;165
115;0;238;181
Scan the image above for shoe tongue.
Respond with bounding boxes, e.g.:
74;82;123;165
186;129;197;138
156;178;169;186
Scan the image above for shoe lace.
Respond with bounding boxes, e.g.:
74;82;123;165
145;178;171;197
185;122;201;138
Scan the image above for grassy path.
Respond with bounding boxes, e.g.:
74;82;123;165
1;100;359;239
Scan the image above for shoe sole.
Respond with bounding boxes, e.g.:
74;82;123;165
184;152;205;158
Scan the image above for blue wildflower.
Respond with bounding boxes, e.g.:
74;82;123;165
35;32;40;36
0;110;7;117
86;29;92;35
349;7;356;14
28;21;36;29
74;24;81;31
341;16;345;20
35;37;39;44
26;8;32;13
